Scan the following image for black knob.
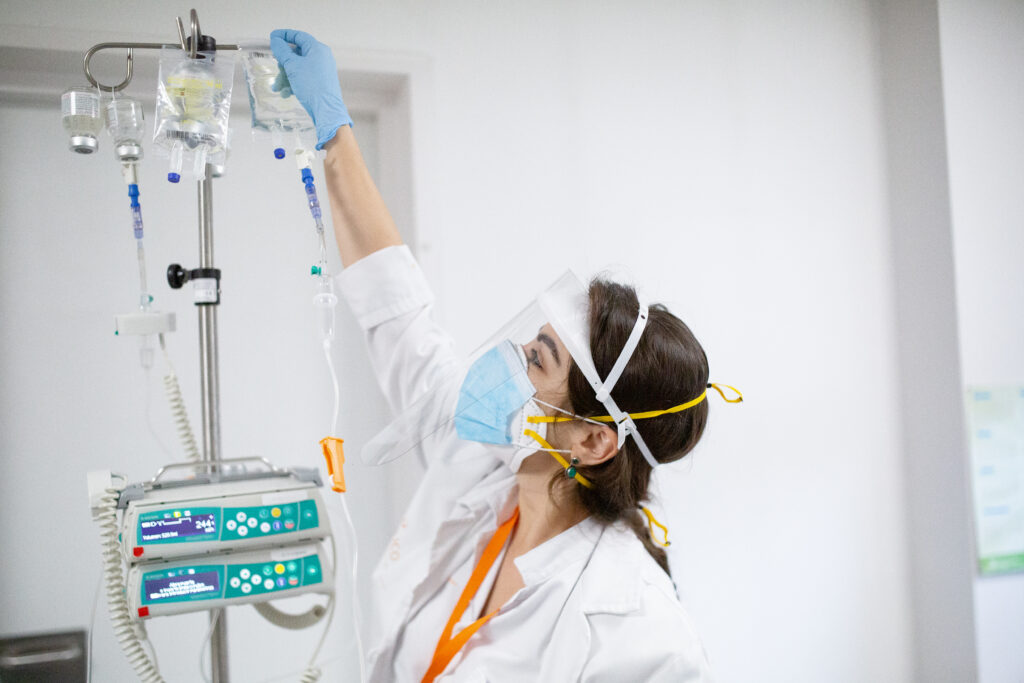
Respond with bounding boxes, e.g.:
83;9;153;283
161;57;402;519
167;263;189;289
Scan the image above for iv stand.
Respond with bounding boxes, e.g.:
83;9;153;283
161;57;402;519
84;10;236;683
197;169;228;683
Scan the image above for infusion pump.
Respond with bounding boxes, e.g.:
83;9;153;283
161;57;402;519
120;466;329;563
92;458;335;621
127;542;333;618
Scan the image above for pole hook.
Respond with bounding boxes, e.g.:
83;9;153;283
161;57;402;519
83;43;135;92
81;10;238;91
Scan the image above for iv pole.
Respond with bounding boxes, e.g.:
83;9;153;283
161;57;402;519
84;10;236;682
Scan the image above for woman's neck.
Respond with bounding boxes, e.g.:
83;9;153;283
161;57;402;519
511;465;588;552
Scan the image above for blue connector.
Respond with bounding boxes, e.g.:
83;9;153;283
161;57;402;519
167;172;180;183
302;168;323;222
274;147;286;159
128;184;144;239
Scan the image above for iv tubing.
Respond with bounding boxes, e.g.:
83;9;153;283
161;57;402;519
128;183;152;311
322;335;365;681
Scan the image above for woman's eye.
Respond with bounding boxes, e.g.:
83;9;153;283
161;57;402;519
529;348;542;369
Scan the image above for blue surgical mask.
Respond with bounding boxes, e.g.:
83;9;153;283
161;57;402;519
455;340;536;445
456;340;577;472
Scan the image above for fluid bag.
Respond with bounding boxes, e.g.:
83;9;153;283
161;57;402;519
240;45;316;158
153;47;235;182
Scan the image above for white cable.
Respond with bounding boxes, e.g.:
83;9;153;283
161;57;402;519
94;480;164;682
87;573;101;683
160;334;201;462
298;537;338;683
143;366;174;461
198;609;222;683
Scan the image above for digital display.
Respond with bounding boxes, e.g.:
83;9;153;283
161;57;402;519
144;571;220;602
140;513;217;542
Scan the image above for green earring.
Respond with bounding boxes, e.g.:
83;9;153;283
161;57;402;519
566;457;580;479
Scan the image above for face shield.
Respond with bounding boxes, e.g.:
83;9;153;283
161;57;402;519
360;269;739;479
360;271;596;471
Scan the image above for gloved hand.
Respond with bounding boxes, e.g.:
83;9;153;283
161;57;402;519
270;29;352;150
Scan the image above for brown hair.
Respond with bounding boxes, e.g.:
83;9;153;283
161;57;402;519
559;279;709;576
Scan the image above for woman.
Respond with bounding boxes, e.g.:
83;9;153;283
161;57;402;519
272;29;732;682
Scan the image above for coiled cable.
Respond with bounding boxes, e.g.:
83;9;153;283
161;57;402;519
159;334;200;463
94;479;164;682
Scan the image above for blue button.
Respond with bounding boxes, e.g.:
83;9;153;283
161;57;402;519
276;577;285;587
272;521;282;531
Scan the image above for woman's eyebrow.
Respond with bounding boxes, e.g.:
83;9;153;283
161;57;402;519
537;332;561;366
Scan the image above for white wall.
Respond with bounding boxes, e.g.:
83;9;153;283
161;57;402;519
939;1;1024;681
2;1;1000;681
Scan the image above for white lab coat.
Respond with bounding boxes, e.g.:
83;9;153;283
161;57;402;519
337;246;714;682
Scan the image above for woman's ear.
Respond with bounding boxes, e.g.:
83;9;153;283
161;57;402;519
571;422;619;466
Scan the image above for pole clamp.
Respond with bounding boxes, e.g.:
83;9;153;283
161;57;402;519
167;264;222;306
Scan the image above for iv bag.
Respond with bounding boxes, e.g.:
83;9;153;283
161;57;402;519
153;47;235;182
240;46;316;157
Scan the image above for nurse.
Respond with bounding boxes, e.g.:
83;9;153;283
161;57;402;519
271;29;737;682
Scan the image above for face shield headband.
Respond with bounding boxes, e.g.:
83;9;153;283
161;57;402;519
536;279;743;471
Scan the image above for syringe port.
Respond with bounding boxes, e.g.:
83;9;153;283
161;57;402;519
274;147;286;159
167;172;181;183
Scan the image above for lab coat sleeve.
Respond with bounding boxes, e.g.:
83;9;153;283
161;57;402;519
336;245;458;414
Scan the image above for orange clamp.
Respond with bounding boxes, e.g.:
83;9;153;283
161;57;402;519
320;437;346;492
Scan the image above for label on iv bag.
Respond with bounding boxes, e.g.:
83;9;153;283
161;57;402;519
192;278;219;304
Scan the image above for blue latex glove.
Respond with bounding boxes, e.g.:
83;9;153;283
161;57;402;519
270;29;352;150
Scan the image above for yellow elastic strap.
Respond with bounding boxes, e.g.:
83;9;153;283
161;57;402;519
640;506;670;547
527;381;743;427
709;383;743;403
523;428;594;489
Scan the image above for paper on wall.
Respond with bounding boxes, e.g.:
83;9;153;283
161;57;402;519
965;386;1024;575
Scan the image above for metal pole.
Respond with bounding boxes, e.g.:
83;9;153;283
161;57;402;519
197;166;228;683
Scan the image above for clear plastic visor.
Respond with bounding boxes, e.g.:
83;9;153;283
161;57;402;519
360;270;593;466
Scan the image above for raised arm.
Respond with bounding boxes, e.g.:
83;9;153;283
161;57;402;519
321;127;402;266
270;29;402;266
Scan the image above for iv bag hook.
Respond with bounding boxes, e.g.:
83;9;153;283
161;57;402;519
82;9;237;92
176;9;202;59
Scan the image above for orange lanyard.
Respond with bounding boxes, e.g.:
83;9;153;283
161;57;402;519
421;507;520;683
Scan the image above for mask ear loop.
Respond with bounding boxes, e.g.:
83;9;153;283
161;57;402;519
708;383;743;403
523;428;593;489
530;398;606;428
640;506;670;547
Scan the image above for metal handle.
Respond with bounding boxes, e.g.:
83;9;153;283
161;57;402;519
0;643;82;667
150;456;284;484
82;9;238;92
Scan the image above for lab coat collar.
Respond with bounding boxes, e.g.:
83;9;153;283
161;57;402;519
434;466;655;619
578;521;648;616
513;515;604;586
475;476;653;617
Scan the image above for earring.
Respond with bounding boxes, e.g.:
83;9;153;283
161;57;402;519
566;457;580;479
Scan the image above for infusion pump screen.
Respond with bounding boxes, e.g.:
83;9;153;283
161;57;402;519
140;512;218;542
144;571;221;602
